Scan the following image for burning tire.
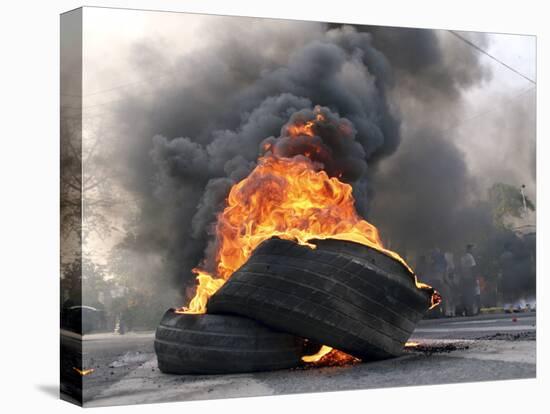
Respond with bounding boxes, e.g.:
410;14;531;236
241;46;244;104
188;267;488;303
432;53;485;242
208;237;434;361
154;309;304;374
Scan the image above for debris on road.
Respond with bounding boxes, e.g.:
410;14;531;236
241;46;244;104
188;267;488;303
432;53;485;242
475;331;536;341
403;341;470;356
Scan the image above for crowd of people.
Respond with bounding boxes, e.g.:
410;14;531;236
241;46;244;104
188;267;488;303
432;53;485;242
416;236;536;317
416;244;483;317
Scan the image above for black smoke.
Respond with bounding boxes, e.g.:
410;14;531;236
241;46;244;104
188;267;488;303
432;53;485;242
106;18;517;304
262;106;366;182
113;22;409;293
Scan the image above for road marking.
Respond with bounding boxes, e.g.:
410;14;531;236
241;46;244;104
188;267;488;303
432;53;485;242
83;332;155;341
62;329;156;341
443;318;536;326
414;325;535;333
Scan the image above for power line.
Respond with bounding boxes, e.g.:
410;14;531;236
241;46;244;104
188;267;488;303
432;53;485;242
61;87;160;111
60;74;179;110
60;72;175;99
448;30;536;85
440;85;535;135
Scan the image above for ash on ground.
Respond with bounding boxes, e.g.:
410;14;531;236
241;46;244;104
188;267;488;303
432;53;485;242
403;342;470;356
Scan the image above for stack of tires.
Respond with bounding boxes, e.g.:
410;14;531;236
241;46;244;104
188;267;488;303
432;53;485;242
155;237;435;374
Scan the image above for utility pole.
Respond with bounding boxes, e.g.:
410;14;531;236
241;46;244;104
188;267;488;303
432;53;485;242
520;184;527;214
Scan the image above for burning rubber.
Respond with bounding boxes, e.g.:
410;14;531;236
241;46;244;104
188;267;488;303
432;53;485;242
154;108;438;374
154;309;304;374
154;237;436;374
208;237;434;361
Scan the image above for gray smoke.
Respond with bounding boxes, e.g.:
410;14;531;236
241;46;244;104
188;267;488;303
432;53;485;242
262;106;366;179
106;18;533;303
362;26;491;102
113;21;408;291
365;27;535;258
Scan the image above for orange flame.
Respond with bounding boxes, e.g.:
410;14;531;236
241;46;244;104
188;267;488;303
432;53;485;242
180;271;225;314
302;345;360;366
177;153;438;315
302;345;334;363
286;112;325;138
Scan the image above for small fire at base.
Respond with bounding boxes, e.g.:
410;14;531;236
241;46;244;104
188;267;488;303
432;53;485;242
302;345;334;363
303;342;423;365
302;346;360;367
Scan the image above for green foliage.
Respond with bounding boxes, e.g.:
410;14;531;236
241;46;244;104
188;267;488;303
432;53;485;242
488;183;535;227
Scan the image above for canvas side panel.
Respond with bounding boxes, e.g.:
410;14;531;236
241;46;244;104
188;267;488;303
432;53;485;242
60;7;83;407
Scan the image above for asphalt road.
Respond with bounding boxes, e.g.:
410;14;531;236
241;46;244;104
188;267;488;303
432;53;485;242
411;311;536;340
62;311;536;407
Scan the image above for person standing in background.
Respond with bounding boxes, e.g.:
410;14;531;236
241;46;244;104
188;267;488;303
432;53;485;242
460;244;478;315
444;251;456;317
474;277;482;313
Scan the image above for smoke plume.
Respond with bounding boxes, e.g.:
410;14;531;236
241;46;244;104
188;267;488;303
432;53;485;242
98;16;533;303
113;21;407;291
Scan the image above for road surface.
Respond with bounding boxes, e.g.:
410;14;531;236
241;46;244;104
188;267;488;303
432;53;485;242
411;311;536;340
61;311;536;407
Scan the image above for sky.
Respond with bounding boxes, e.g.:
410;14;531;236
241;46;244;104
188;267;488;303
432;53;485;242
81;9;536;93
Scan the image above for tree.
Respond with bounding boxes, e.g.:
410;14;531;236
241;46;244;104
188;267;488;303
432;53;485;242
61;117;122;244
488;183;535;228
61;116;126;319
